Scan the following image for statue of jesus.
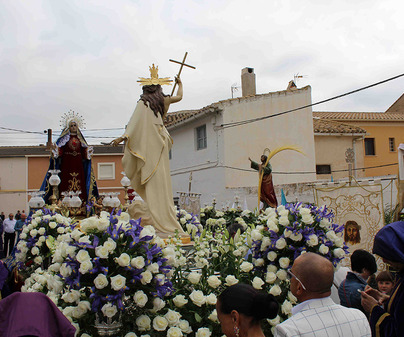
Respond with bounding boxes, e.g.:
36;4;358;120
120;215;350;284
112;65;184;234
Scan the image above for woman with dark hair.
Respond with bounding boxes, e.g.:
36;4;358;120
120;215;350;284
361;221;404;337
216;283;279;337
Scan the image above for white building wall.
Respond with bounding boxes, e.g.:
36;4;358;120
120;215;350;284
169;112;227;206
0;157;28;215
221;86;316;188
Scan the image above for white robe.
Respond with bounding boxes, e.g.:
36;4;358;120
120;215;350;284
122;101;183;234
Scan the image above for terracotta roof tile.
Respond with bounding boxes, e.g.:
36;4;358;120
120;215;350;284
313;118;366;134
313;111;404;121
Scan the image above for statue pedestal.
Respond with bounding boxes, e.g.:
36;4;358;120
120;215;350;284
156;231;192;245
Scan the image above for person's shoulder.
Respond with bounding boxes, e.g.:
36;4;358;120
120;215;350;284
331;303;368;318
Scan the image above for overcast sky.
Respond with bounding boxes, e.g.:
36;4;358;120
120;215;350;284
1;0;403;146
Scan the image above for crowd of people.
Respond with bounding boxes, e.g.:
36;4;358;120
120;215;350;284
0;210;27;259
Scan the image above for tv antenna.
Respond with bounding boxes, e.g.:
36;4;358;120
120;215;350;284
231;83;240;98
294;73;307;83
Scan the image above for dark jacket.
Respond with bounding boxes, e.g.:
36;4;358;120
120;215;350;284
338;271;367;312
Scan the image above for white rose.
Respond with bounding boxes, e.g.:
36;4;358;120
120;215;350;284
152;316;168;331
20;233;27;240
30;229;38;237
254;258;265;266
319;244;329;255
152;297;166;312
164;309;181;326
31;247;40;255
95;246;109;259
62;290;81;304
189;290;206;307
147;262;159;274
288;291;298;304
266;271;277;284
140;225;156;240
276;269;288;281
38;235;46;243
240;261;254;273
134;290;148;307
136;315;151;331
207;275;221;288
101;303;118;318
60;263;72;277
279;257;290;269
195;328;211;337
187;272;202;284
275;238;287;250
301;214;314;224
320;218;331;228
252;276;264;289
79;260;93;274
299;207;311;216
140;271;153;285
267;264;278;273
38;227;46;235
179;320;193;334
76;249;91;263
307;234;319;247
326;230;337;241
34;256;43;264
167;327;183;337
116;253;131;267
278;217;289;226
290;232;303;242
104;238;117;252
206;293;217;305
208;309;218;322
267;251;277;261
131;256;145;269
125;333;137;337
281;300;293;315
225;275;239;286
269;284;282;296
97;218;110;231
49;222;57;229
73;301;91;318
251;229;263;241
57;227;65;234
111;274;126;291
173;295;188;308
93;274;108;289
333;248;346;258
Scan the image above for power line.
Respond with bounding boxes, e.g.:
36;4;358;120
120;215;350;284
221;162;398;174
219;73;404;129
0;126;44;135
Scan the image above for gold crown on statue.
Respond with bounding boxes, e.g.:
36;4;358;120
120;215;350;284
60;110;86;130
137;64;172;86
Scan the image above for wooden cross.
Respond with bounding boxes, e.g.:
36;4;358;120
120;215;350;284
169;52;196;96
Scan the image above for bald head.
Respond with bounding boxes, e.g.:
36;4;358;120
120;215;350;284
293;253;334;294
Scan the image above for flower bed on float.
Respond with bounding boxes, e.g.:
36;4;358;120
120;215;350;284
16;203;348;337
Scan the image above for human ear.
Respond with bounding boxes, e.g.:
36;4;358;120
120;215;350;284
230;310;240;324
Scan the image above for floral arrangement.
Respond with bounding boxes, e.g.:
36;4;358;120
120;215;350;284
16;202;349;337
54;211;174;335
200;205;259;233
15;209;72;273
249;203;349;332
176;209;203;239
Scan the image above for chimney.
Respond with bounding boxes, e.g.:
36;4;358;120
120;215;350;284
241;67;256;97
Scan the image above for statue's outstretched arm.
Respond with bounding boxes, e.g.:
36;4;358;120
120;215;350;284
169;76;183;104
110;135;128;146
